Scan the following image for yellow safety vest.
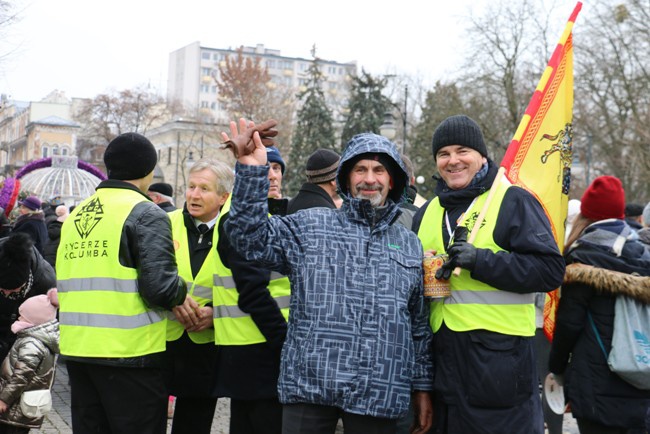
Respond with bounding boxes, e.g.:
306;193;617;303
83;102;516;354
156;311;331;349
418;178;535;336
56;188;167;357
212;197;291;345
167;209;219;344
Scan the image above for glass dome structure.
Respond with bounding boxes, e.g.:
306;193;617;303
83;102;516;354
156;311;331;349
16;156;106;206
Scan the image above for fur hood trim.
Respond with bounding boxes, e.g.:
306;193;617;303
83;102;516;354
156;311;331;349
564;263;650;304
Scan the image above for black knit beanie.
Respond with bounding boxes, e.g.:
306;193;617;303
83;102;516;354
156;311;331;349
104;132;158;180
306;149;340;184
431;115;488;160
0;232;33;289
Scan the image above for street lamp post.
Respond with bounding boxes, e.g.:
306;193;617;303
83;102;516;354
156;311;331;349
401;85;408;153
381;84;408;153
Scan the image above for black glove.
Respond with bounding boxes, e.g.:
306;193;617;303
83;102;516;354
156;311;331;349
435;257;457;281
435;225;471;281
447;241;478;270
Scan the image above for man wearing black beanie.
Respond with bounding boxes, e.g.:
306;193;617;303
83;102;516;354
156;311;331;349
57;132;188;434
412;115;565;434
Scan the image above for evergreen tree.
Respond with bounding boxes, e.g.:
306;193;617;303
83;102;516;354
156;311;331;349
340;70;391;147
410;81;467;198
286;50;335;196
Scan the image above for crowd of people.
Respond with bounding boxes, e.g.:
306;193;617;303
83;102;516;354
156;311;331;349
0;115;648;434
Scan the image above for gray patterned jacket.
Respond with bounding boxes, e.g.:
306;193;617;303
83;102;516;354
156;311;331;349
225;134;434;419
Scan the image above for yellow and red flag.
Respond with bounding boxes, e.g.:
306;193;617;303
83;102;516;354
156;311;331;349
500;2;582;341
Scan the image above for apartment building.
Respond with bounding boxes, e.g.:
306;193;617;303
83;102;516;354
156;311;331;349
167;42;357;122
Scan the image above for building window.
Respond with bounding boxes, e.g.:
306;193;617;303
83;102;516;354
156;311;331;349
42;146;49;158
61;147;69;156
200;101;209;108
202;51;211;60
201;84;210;93
211;86;217;93
211;102;217;109
266;59;276;69
52;145;59;155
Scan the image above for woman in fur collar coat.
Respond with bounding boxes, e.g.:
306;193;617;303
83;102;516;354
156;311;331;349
549;176;650;433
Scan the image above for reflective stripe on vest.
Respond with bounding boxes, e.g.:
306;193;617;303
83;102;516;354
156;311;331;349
418;178;535;336
56;188;168;358
212;197;291;345
167;209;217;344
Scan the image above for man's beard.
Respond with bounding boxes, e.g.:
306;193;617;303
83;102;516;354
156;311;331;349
353;182;384;207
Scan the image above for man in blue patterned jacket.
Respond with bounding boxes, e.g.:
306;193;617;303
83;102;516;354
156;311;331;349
221;119;434;434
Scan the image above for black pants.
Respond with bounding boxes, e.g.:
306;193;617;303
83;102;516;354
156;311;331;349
282;403;397;434
170;395;217;434
0;423;29;434
67;360;167;434
230;397;282;434
433;324;544;434
534;328;564;434
576;418;648;434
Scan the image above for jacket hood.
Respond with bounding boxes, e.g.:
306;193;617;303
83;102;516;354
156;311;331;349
336;133;408;204
564;263;650;304
18;320;60;354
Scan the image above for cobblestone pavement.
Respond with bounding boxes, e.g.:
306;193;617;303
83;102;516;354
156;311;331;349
34;360;579;434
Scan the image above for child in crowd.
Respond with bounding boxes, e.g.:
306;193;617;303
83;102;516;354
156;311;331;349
0;289;59;434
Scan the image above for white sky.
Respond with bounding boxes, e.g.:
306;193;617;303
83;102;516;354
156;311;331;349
0;0;580;102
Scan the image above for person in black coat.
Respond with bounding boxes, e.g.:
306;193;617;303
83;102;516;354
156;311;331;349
0;232;56;362
42;205;69;268
213;151;289;434
148;182;177;213
624;202;644;232
12;196;48;254
0;210;10;238
550;176;650;433
287;149;340;214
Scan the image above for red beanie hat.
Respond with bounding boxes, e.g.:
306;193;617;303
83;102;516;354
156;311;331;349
580;175;625;221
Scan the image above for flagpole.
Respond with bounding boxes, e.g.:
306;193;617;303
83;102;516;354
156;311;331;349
452;2;582;278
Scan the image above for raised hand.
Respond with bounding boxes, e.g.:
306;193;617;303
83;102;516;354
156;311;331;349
220;118;278;166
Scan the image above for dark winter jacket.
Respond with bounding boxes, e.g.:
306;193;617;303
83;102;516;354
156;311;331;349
549;219;650;429
638;227;650;247
42;220;62;267
60;180;187;368
287;182;336;214
158;201;176;213
224;135;433;419
164;205;218;397
0;240;55;362
0;213;11;238
213;211;287;400
413;160;565;294
0;320;59;429
12;212;48;254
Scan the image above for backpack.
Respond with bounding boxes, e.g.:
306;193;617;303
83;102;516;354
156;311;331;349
588;295;650;390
